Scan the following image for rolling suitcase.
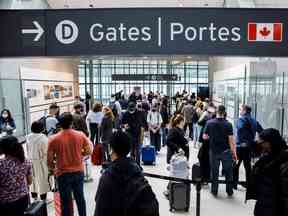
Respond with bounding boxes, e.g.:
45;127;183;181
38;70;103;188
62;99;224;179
141;145;156;165
169;182;190;212
91;143;103;165
24;201;47;216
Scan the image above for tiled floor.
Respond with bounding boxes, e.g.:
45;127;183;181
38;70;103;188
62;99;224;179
47;144;255;216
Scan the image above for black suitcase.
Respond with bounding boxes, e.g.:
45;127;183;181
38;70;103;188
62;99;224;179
24;201;47;216
169;182;190;212
192;162;202;182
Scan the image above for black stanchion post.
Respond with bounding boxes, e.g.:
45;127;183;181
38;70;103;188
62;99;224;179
196;182;201;216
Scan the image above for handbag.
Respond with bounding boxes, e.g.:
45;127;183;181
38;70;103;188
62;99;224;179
91;143;103;166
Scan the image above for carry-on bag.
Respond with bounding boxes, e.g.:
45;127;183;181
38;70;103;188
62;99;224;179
141;145;156;165
169;182;190;212
192;162;202;182
91;143;103;165
24;201;48;216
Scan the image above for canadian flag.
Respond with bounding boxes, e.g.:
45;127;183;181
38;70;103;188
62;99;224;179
248;23;283;42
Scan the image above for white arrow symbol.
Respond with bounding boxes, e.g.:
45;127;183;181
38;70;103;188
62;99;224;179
22;21;44;42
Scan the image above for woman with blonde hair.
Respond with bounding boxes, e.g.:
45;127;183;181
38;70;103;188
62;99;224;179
100;107;114;161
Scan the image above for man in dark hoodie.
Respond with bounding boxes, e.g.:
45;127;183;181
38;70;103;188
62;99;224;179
94;131;159;216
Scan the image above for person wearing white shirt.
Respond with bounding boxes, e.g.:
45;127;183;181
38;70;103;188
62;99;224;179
147;104;163;152
86;102;104;145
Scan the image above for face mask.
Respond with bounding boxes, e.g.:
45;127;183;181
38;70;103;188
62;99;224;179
2;114;8;119
152;109;156;112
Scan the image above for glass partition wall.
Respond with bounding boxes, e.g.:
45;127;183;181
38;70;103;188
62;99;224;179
212;60;288;140
78;59;209;105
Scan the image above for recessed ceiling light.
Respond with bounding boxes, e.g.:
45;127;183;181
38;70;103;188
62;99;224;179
179;3;184;7
187;56;192;59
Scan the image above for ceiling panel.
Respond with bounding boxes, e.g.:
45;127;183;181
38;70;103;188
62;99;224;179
47;0;225;9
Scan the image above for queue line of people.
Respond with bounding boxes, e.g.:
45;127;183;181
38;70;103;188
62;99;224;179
1;90;288;216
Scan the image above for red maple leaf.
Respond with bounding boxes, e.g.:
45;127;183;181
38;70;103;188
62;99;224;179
259;27;271;37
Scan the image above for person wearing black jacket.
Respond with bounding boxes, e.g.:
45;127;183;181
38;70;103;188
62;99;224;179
94;131;159;216
166;114;189;164
72;103;89;137
121;102;147;165
246;128;288;216
160;101;169;147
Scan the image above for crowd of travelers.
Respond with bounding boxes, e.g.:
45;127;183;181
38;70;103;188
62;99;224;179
0;89;288;216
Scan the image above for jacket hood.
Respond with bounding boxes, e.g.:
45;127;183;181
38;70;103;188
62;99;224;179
106;157;143;185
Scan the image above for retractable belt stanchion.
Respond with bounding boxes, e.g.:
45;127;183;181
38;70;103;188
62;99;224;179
143;172;246;216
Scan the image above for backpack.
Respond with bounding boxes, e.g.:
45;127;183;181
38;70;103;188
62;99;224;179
124;175;159;216
38;115;57;136
38;116;48;135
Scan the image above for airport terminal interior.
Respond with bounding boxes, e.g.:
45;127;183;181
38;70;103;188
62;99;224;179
1;1;288;216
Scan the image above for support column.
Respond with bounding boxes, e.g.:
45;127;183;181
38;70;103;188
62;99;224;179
88;60;94;106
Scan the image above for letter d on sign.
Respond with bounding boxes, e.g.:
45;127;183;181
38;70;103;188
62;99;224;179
55;20;79;44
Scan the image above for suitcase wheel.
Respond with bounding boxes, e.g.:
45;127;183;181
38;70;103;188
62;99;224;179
185;207;189;212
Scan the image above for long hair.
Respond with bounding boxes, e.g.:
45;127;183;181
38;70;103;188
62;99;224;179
170;114;184;128
0;109;13;122
103;106;115;120
0;136;25;163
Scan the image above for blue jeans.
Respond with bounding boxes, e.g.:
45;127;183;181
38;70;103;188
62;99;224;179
209;150;234;195
58;172;86;216
193;124;201;143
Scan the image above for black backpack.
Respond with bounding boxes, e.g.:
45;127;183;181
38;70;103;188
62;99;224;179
124;175;159;216
38;116;57;136
38;116;48;135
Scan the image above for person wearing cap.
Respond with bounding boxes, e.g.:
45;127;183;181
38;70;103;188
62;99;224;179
203;105;237;197
72;103;89;137
121;102;147;165
246;128;288;216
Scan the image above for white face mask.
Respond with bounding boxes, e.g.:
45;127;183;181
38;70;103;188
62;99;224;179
2;114;8;119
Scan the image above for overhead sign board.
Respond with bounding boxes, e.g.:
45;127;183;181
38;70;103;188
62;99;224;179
1;8;288;57
112;74;178;81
